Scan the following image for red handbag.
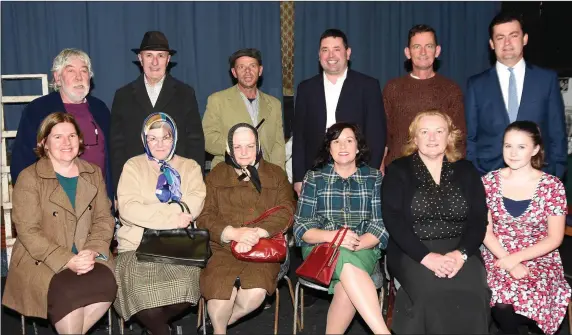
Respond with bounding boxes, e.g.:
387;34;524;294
230;206;293;263
295;227;349;286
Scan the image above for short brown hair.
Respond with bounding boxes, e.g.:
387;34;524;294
35;112;85;158
402;110;463;162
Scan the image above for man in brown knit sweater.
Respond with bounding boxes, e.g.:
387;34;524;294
382;24;465;167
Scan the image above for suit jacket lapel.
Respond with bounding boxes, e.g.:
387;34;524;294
517;64;535;120
335;70;352;121
133;75;154;115
489;68;510;125
229;85;253;124
257;91;272;128
317;75;327;125
154;75;177;113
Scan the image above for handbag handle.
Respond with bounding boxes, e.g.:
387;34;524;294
242;205;294;235
327;227;349;266
169;200;199;234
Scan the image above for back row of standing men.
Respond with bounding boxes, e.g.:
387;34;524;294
9;11;567;195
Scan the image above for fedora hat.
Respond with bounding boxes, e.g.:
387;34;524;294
132;31;177;55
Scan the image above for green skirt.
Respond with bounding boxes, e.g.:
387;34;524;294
301;246;381;294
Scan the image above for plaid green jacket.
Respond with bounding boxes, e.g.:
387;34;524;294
294;163;388;250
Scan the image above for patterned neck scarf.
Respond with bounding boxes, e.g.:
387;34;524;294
225;123;263;193
141;112;182;203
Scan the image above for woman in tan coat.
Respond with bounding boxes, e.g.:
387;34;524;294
114;112;206;335
198;123;294;334
2;112;117;334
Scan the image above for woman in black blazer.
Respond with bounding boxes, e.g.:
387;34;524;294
382;110;490;334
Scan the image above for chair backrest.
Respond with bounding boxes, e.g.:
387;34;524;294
276;233;290;282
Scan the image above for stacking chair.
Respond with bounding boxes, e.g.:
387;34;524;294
292;261;385;334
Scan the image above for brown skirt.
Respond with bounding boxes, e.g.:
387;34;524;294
47;263;117;323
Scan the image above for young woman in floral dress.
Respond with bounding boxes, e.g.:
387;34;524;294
482;121;571;335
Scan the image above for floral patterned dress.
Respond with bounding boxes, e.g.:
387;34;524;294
481;170;571;334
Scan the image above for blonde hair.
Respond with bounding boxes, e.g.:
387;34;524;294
402;110;463;162
51;48;94;91
35;112;84;158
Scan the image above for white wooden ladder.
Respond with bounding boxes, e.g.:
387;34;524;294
1;74;48;268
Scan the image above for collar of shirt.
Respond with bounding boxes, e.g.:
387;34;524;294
144;75;166;94
495;57;526;77
322;163;367;184
323;67;348;87
238;87;260;104
495;58;526;108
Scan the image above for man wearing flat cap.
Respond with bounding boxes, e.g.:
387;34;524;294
110;31;205;194
202;48;286;170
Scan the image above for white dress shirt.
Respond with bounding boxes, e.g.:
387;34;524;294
496;58;526;112
144;75;166;107
323;68;348;130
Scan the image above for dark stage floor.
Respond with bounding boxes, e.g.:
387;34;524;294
2;237;572;334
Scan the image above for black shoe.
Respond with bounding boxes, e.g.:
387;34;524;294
196;318;213;335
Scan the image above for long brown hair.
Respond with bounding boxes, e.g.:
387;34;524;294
504;121;545;170
402;110;463;162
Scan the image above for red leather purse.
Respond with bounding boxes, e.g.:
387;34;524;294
230;206;293;263
295;227;349;285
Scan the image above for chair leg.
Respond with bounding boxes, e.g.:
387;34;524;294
197;298;203;329
119;315;124;335
300;287;305;330
274;288;280;335
283;276;301;330
387;279;396;328
21;315;25;335
107;308;112;335
293;281;300;335
568;300;572;333
202;298;207;335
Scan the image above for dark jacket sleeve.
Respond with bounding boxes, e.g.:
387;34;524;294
382;162;430;263
457;161;487;256
292;82;307;183
545;71;567;179
364;78;386;169
10;104;40;184
182;85;205;174
109;89;127;195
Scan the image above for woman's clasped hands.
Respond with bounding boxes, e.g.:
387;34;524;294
228;226;268;253
65;249;98;275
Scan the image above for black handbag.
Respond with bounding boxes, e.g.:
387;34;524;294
136;200;212;267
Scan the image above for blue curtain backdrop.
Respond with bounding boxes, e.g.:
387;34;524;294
294;1;501;95
1;1;282;133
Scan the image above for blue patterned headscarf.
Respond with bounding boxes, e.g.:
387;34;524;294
141;112;181;203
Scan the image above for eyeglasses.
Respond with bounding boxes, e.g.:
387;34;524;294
84;121;99;147
146;135;174;146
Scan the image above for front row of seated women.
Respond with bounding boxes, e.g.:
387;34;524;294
3;109;570;335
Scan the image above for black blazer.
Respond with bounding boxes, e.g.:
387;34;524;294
382;154;487;263
109;74;205;193
292;69;386;183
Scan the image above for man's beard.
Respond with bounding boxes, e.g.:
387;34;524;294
61;84;89;103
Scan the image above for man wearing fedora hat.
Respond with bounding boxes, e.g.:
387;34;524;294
110;31;205;193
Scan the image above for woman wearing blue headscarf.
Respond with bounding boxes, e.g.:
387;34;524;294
114;112;206;335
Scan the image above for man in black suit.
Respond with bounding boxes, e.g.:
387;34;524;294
110;31;205;194
292;28;386;195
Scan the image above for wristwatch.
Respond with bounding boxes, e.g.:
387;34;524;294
458;248;468;262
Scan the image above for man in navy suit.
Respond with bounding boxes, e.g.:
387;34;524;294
466;12;566;178
292;28;386;195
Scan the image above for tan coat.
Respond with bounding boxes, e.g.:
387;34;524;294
197;160;294;300
2;158;115;318
116;154;206;252
202;85;286;170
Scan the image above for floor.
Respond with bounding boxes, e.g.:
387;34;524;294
2;237;572;335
